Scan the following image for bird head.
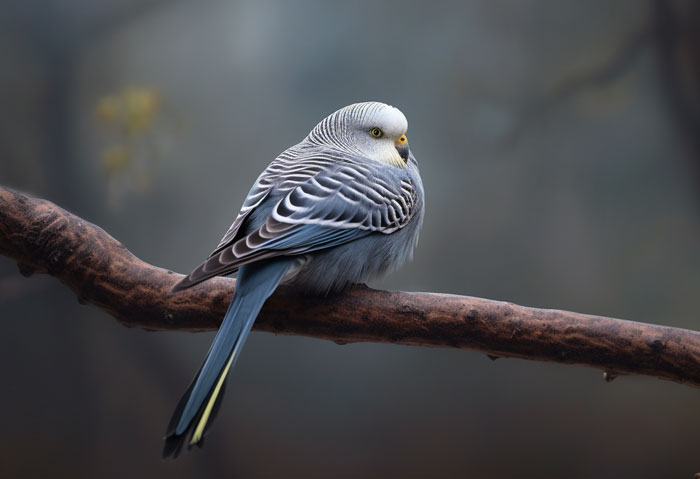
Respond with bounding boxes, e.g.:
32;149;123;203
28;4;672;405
308;102;411;168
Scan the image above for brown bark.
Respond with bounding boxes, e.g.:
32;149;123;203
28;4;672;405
2;186;700;388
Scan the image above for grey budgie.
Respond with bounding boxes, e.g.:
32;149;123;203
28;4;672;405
163;101;425;457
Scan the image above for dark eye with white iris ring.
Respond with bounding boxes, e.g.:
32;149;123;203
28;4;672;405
369;128;383;138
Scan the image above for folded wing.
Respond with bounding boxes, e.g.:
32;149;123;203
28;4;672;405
172;156;418;292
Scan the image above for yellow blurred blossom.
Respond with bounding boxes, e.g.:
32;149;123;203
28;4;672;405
95;87;161;133
123;87;161;133
94;85;178;206
102;145;130;175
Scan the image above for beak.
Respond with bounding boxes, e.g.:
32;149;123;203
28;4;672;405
395;134;409;162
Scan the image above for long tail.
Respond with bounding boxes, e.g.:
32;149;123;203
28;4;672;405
163;259;292;458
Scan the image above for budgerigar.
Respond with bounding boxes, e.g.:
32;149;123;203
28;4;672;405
163;101;425;457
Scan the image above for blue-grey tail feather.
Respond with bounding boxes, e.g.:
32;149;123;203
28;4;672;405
163;258;292;459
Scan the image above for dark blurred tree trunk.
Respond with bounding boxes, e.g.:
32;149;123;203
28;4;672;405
653;0;700;188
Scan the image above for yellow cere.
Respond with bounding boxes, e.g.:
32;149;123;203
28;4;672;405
397;134;408;145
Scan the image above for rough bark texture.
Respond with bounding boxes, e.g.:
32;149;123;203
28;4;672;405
2;186;700;388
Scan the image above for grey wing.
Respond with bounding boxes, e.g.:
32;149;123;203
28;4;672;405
206;146;334;258
172;153;419;292
207;180;271;258
270;162;419;234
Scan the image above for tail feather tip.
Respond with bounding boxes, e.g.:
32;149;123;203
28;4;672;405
162;432;186;460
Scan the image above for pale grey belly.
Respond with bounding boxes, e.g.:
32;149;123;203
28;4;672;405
282;218;421;295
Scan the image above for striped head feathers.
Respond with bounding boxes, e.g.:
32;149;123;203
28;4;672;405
307;102;411;168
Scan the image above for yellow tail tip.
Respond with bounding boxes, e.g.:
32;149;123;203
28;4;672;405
189;351;236;446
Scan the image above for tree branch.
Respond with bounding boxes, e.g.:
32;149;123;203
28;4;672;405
2;186;700;388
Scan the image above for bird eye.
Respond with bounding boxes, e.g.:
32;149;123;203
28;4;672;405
369;128;383;138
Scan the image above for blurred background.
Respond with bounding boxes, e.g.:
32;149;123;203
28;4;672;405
1;0;700;477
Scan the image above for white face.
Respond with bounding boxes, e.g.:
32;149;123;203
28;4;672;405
351;103;410;168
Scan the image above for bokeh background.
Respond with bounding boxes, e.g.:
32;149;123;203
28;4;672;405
2;1;700;477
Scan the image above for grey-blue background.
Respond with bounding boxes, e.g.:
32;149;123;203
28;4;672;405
1;1;699;477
